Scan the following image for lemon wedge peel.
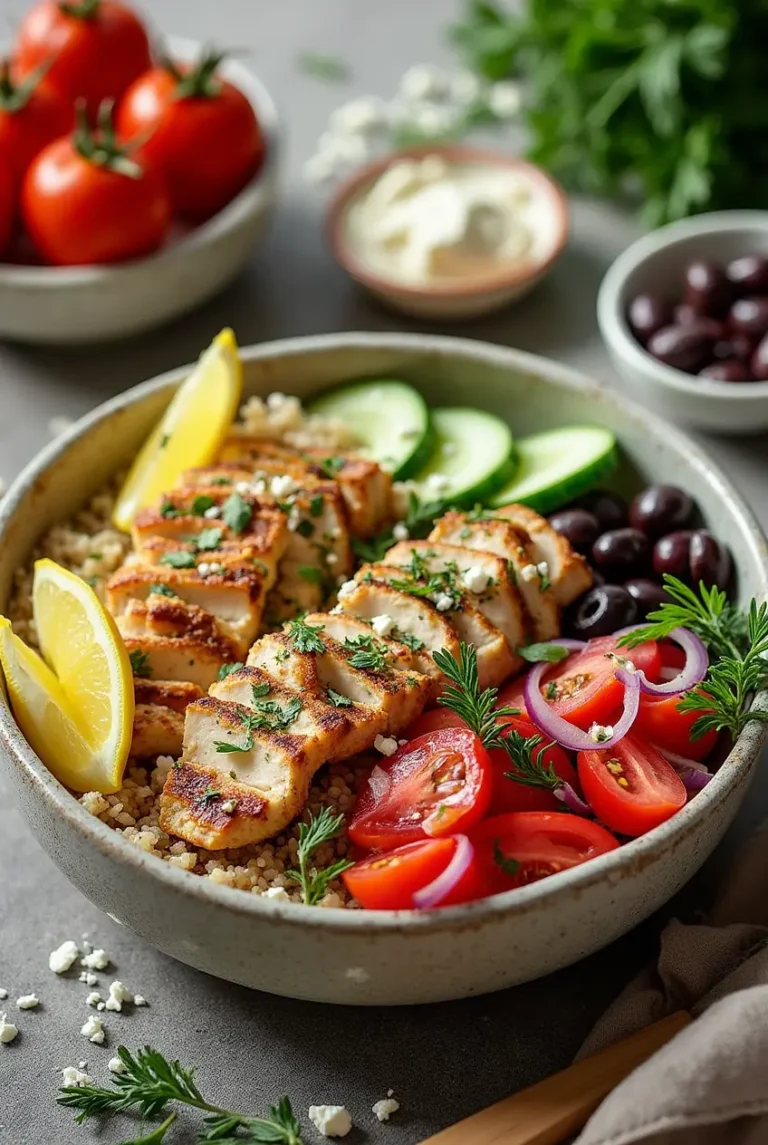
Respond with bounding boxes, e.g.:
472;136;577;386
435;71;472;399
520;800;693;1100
111;327;243;533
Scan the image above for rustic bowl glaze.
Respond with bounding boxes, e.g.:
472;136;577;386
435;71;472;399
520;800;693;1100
1;333;766;1005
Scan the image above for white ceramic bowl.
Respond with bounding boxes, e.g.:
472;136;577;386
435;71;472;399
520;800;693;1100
1;332;767;1006
326;146;569;320
597;211;768;435
0;38;281;345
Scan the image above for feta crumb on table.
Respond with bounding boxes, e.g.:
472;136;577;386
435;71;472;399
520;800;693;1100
79;971;98;986
86;992;102;1007
81;1015;105;1044
0;988;7;1000
372;1097;400;1122
308;1105;353;1138
105;981;133;1012
16;994;39;1010
61;1066;92;1087
49;940;79;973
133;994;148;1007
374;734;398;757
0;1014;18;1044
108;1056;127;1074
80;948;110;971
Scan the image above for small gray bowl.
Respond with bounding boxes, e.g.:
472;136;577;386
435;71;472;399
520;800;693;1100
1;332;767;1005
597;211;768;434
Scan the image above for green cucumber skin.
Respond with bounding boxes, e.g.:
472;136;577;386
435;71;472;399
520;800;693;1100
394;419;436;481
489;445;618;514
415;407;516;506
450;447;519;507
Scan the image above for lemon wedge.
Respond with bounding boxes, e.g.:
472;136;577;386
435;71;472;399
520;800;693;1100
112;327;243;532
0;561;134;793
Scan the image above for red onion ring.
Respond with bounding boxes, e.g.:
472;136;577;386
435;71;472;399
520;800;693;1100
612;625;708;697
412;835;474;910
524;661;641;751
659;749;712;793
553;783;592;815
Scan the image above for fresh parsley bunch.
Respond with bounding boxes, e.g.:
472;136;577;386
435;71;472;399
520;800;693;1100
451;0;768;224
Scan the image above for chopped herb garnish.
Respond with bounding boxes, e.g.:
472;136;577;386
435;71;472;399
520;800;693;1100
217;662;244;681
85;575;99;587
160;551;197;569
148;583;177;599
297;50;350;82
343;633;390;672
160;501;184;519
285;807;354;906
159;433;170;449
398;630;425;652
87;552;103;560
298;565;323;586
287;618;326;654
198;785;221;805
222;490;252;534
251;682;271;699
309;494;324;518
190;494;215;516
326;687;353;708
545;680;558;700
493;839;521;879
318;456;345;478
194;526;223;552
501;730;560;790
295;519;315;539
129;649;152;679
433;642;518;748
209;476;232;486
539;569;551;592
517;642;571;664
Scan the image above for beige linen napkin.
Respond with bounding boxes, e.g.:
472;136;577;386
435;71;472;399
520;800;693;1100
574;825;768;1145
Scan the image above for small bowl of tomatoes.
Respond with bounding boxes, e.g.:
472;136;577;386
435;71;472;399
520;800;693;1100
0;2;280;344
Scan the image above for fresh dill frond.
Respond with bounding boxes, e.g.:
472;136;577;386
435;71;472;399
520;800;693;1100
500;730;560;790
286;618;326;654
285;807;353;906
617;575;749;659
432;642;518;749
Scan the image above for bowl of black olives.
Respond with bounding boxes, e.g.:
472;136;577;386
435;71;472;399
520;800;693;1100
597;211;768;434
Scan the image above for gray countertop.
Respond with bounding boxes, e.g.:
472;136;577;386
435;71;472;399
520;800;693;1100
1;2;767;1142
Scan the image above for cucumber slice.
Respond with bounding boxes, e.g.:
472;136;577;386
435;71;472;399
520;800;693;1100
306;379;433;480
412;407;516;506
489;426;617;514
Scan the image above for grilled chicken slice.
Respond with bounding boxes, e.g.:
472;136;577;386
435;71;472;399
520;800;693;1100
119;596;240;689
303;611;418;673
336;578;460;696
132;680;204;759
382;541;529;657
494;504;592;606
430;511;560;641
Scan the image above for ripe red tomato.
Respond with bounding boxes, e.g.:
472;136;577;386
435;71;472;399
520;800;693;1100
470;811;619;896
633;692;717;761
348;728;493;850
117;54;265;221
488;717;579;814
577;734;687;836
14;0;151;116
495;674;527;717
342;836;486;910
21;113;170;265
406;708;464;737
0;65;72;184
511;636;661;732
0;163;14;257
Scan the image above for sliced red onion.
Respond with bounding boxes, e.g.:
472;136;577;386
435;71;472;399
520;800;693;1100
367;765;391;803
659;749;710;774
553;783;592;815
612;625;708;697
524;661;641;751
412;834;474;910
659;749;713;793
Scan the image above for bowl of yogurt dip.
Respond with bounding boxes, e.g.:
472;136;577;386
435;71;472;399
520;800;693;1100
326;145;570;320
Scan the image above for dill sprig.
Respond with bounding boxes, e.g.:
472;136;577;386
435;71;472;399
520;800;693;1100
617;575;749;659
286;807;353;906
343;633;390;672
501;730;560;790
286;617;326;654
58;1046;303;1144
433;642;518;749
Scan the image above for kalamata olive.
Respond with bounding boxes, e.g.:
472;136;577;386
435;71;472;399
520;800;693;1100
713;332;754;361
578;491;627;531
653;530;693;580
592;528;649;580
628;485;695;538
689;530;732;590
564;585;638;639
725;254;768;293
673;303;699;326
625;578;670;619
699;360;751;382
683;259;731;317
729;296;768;338
548;508;600;554
627;294;673;344
647;321;721;373
750;333;768;380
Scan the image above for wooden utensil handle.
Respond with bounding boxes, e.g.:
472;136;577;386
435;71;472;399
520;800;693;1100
419;1011;691;1145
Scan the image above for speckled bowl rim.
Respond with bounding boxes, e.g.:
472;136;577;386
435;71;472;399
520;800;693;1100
597;211;768;400
325;146;570;299
1;331;767;936
0;37;280;286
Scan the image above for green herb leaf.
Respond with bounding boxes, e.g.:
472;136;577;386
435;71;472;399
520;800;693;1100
433;642;518;748
517;642;570;664
129;650;152;679
326;687;353;708
160;551;197;570
501;729;560;790
195;527;224;552
217;662;244;681
287;618;325;654
285;807;353;906
298;565;323;585
148;583;177;598
343;633;390;672
198;785;220;805
493;839;521;879
398;630;425;652
295;519;315;539
317;456;345;478
309;494;324;518
297;51;350;82
222;491;252;535
190;495;215;516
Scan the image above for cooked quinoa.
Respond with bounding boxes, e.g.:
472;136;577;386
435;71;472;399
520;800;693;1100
7;400;368;907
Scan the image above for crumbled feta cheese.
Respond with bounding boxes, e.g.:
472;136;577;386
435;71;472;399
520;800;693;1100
392;521;409;541
79;972;98;987
133;995;147;1007
81;949;110;971
433;592;454;612
108;1056;127;1075
203;505;221;519
589;723;614;744
399;64;447;101
0;1014;18;1044
424;472;450;494
374;734;399;757
536;561;550;578
86;992;102;1007
0;989;7;1000
520;563;539;583
16;994;39;1010
262;886;290;902
104;981;132;1013
266;392;288;410
326;553;338;566
49;940;79;973
97;1002;106;1011
462;565;490;594
397;738;408;746
270;474;297;499
450;69;482;104
81;1016;105;1044
61;1066;92;1086
489;80;522;119
371;614;394;638
235;481;251;495
308;1105;353;1138
337;579;356;600
372;1097;400;1122
330;97;386;134
197;562;211;577
221;799;237;814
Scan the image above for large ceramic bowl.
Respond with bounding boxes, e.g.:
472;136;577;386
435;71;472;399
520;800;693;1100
0;38;281;346
1;333;766;1006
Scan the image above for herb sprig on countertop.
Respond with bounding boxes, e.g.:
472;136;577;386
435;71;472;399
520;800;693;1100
286;806;353;905
58;1045;303;1144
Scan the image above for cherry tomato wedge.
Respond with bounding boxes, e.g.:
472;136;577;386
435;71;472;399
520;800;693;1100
348;728;493;850
577;734;687;836
470;812;619;896
633;692;717;761
488;717;579;814
342;836;486;910
512;635;661;731
494;675;528;717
